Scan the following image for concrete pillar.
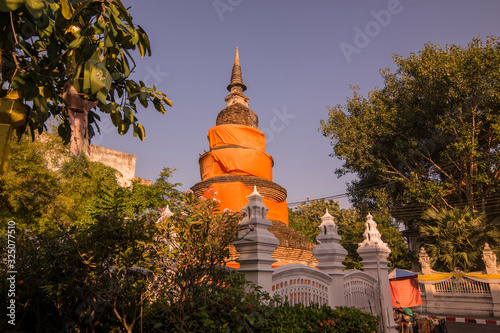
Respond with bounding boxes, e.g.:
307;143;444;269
312;209;347;307
482;243;500;316
357;213;397;333
233;187;279;294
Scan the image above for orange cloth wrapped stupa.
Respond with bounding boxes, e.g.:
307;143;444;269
191;48;288;225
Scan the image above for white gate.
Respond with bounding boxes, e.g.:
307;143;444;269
344;270;380;316
272;264;332;306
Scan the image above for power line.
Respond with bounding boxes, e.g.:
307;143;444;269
288;191;500;221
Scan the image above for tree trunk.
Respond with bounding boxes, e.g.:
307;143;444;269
62;81;96;157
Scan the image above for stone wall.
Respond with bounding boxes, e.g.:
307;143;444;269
89;145;136;187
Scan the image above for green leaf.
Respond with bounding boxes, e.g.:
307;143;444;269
11;75;26;90
0;0;24;11
23;79;39;100
68;35;85;50
90;62;111;95
153;98;165;114
33;96;49;122
24;0;45;19
123;106;134;122
101;102;119;114
135;123;145;141
163;97;173;107
58;121;71;144
96;18;106;30
137;41;145;58
72;63;83;92
118;121;129;135
130;29;139;45
103;26;114;48
114;0;134;27
111;72;122;81
110;110;122;127
60;0;71;19
119;49;130;78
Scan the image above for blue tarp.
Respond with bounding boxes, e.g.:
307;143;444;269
389;269;418;280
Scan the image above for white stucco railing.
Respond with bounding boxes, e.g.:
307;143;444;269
271;264;332;306
433;277;491;294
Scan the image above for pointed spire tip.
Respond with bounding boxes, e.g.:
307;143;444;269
227;47;247;92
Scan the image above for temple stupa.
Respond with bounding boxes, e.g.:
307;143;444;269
191;48;317;267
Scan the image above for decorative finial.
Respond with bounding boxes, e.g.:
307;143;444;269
322;209;333;220
359;212;389;249
162;205;174;218
227;47;247;92
317;208;339;239
247;185;263;199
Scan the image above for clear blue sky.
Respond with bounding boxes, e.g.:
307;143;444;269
93;0;500;208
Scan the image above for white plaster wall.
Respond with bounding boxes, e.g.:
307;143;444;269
89;145;136;187
417;293;494;317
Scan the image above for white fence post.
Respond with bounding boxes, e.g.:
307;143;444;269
233;187;279;294
483;243;500;317
312;209;347;307
357;213;397;333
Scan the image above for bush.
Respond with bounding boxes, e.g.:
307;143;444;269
260;303;379;333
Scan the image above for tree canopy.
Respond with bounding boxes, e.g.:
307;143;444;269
289;198;412;270
0;0;171;143
419;207;500;272
0;132;180;231
320;36;500;230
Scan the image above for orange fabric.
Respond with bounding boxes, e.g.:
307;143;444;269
263;198;288;224
208;124;265;151
390;276;423;308
199;148;273;181
203;182;288;225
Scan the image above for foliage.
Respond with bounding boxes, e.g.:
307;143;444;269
0;133;180;232
2;175;382;332
149;272;276;333
289;199;412;270
262;304;379;333
0;137;383;332
126;167;181;215
0;0;172;142
289;199;347;243
419;206;500;272
2;182;266;332
148;190;256;332
0;134;61;229
2;204;160;332
320;36;500;230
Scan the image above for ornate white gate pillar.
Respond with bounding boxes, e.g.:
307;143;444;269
233;187;279;294
312;209;347;307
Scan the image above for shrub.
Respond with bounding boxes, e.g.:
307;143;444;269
260;303;379;333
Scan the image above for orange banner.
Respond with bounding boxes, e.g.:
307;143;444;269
208;124;265;151
390;277;423;308
199;148;273;181
203;182;288;225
